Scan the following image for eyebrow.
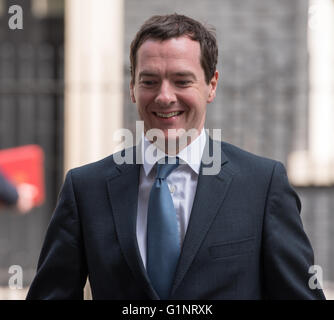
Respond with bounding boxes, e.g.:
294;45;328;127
138;71;197;80
138;71;159;78
174;71;197;80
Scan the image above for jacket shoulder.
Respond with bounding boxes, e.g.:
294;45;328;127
68;146;136;181
220;141;279;174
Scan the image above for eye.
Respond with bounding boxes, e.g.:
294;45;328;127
176;80;192;87
140;80;157;87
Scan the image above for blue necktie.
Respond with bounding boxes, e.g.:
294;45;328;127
147;157;180;299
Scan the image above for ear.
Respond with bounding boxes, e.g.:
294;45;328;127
207;71;219;103
130;80;136;103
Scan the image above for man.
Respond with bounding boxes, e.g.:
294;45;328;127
0;171;34;214
0;171;19;207
27;14;325;300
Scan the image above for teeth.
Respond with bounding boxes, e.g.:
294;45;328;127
156;111;181;118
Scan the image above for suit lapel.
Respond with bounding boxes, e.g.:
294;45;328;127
106;151;159;299
171;138;236;296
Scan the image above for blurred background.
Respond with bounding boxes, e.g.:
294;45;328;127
0;0;333;299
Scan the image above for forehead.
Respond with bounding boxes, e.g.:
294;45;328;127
136;36;202;70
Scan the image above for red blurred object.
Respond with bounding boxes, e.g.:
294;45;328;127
0;145;45;207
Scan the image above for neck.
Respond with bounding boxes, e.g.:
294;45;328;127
148;130;201;155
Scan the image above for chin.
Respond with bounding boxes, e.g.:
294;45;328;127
161;129;196;154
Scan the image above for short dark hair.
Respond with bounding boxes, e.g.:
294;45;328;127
130;13;218;84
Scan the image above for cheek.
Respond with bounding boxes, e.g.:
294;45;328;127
136;93;156;122
136;90;155;109
180;93;206;115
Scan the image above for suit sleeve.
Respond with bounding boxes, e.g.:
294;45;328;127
0;172;18;206
26;170;88;300
262;162;325;299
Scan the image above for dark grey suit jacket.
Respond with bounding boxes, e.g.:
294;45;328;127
26;139;325;299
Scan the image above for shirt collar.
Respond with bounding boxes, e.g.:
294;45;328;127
141;128;206;176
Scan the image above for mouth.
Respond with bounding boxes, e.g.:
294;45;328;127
153;111;184;119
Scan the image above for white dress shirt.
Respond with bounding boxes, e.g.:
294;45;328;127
136;129;206;269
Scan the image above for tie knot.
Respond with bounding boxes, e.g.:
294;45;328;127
156;157;179;179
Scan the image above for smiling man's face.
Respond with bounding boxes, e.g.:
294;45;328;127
130;36;218;150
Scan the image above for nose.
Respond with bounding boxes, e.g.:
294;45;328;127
154;80;176;107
